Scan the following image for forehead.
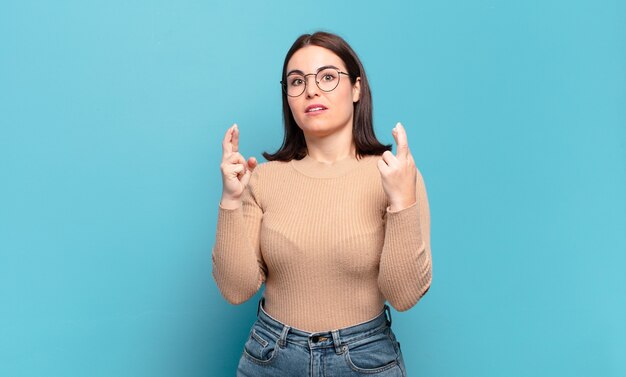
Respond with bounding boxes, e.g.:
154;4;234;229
286;45;347;73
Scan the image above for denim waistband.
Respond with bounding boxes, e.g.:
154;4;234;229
255;297;392;352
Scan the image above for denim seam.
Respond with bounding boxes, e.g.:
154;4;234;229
343;348;399;374
242;346;280;366
251;329;269;348
255;315;389;348
340;322;389;345
256;319;282;339
255;320;310;349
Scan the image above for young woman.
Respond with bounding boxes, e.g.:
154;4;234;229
213;31;432;376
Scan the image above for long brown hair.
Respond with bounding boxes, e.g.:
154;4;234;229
262;31;391;162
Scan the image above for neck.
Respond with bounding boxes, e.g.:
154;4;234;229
302;123;356;164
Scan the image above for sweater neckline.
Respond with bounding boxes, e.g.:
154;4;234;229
290;154;376;179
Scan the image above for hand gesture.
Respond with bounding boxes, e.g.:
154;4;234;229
220;124;257;203
377;122;417;212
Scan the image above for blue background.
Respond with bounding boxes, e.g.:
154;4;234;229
1;0;624;376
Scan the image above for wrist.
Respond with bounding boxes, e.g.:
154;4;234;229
388;198;416;213
220;196;242;210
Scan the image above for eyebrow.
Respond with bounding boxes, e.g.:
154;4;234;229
286;65;341;76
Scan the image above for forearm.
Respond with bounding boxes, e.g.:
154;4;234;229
212;204;264;305
378;202;432;311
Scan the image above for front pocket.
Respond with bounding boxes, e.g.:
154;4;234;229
242;324;280;365
343;330;399;373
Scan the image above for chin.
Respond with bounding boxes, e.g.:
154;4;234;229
303;126;342;139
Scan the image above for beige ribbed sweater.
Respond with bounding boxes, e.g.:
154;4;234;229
212;153;432;332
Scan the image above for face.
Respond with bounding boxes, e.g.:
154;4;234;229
285;45;361;138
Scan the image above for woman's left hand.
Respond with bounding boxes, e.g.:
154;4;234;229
377;122;417;212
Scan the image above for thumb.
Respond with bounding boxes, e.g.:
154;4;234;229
240;157;257;187
248;156;258;171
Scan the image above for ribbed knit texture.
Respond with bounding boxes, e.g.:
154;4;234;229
212;154;432;332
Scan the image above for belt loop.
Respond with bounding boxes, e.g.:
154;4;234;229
257;297;265;317
384;304;392;327
278;325;290;348
331;330;344;354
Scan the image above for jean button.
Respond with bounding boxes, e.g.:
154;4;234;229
311;336;319;343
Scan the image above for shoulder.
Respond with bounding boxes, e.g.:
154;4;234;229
248;159;293;185
358;154;384;178
252;159;291;175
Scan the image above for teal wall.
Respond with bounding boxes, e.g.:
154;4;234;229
1;0;624;376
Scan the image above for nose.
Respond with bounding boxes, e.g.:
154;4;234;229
304;74;320;98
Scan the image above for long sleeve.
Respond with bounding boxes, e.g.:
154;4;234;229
210;155;432;331
211;169;267;305
378;168;432;311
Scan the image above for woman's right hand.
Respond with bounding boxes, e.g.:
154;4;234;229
220;124;257;207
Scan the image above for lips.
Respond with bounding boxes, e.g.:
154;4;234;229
305;104;328;113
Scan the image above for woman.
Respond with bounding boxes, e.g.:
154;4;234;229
213;31;432;376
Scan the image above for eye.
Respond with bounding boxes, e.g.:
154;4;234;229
289;76;304;86
320;72;337;82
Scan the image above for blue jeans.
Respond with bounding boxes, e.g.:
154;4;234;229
237;297;407;376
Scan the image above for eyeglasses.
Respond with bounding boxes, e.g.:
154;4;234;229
281;68;351;97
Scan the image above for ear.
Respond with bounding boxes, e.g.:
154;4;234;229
352;77;361;103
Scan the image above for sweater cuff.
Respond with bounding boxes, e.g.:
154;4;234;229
219;202;242;211
386;199;418;214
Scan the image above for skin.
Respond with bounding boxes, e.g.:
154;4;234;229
284;45;361;163
220;46;417;212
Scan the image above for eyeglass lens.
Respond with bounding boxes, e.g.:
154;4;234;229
284;68;342;97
